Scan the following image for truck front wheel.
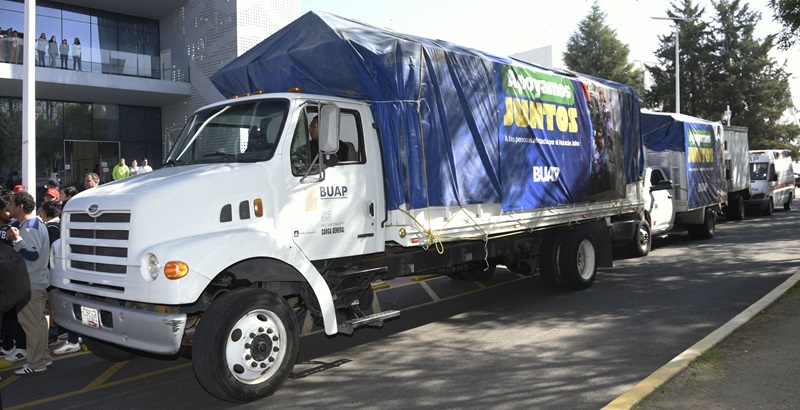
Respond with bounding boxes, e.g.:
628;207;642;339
629;219;652;257
193;288;299;403
765;199;774;216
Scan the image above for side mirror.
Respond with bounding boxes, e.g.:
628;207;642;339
318;104;340;155
770;173;778;182
651;179;674;192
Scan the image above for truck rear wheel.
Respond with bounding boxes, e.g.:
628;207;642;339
83;336;137;362
628;219;651;257
558;230;597;290
193;288;299;403
538;232;565;288
687;208;715;239
726;196;745;221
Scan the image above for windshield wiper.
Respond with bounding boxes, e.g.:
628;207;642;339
202;151;236;161
164;159;187;167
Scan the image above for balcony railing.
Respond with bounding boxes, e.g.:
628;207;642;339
0;39;189;83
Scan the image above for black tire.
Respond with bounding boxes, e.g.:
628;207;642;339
628;219;651;257
765;199;774;216
784;196;792;211
449;263;497;281
538;232;565;288
558;230;597;290
687;208;715;240
193;288;299;403
726;196;745;221
83;336;137;362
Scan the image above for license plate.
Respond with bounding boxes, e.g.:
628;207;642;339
81;306;100;328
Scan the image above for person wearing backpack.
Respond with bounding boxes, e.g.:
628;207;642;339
40;201;82;355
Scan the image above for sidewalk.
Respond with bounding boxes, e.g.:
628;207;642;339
607;271;800;409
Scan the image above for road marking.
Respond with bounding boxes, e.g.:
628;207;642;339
86;361;127;389
603;270;800;410
418;280;440;302
5;362;193;410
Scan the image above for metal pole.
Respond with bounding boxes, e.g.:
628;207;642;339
22;0;37;199
675;24;680;114
652;16;690;114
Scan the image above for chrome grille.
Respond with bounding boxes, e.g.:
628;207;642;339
66;211;131;276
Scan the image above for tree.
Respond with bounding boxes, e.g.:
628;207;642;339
645;0;799;154
769;0;800;50
563;1;644;96
708;0;798;152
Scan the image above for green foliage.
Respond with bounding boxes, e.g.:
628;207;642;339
769;0;800;50
563;1;644;97
644;0;800;156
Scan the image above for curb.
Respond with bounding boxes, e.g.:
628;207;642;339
603;270;800;409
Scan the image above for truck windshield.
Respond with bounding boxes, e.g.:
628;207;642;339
750;162;768;180
164;99;289;166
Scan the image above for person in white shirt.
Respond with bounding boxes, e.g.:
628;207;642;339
71;37;82;70
141;158;153;173
129;159;141;176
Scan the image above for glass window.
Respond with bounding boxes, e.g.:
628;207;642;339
35;15;61;42
290;106;363;176
120;106;146;142
93;103;120;141
0;0;24;13
36;101;63;140
166;100;289;166
62;8;90;23
63;102;92;140
37;3;61;18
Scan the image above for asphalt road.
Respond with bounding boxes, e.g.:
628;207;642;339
1;205;798;409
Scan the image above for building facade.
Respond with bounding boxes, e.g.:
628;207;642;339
0;0;299;189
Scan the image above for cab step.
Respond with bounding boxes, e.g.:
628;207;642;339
337;310;400;335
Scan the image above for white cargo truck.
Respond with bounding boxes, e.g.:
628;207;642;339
745;149;795;214
49;12;645;402
638;112;725;239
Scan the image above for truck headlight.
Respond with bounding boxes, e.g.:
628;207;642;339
146;254;160;280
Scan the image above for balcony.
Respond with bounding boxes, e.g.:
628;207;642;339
0;41;191;107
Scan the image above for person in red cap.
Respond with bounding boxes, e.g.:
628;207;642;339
13;185;23;193
44;188;60;201
36;188;60;219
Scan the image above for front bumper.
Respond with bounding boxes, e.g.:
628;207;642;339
50;289;187;355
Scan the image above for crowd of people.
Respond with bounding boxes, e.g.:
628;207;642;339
0;27;81;70
112;157;153;180
0;171;113;379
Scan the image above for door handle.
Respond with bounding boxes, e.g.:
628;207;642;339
369;202;375;217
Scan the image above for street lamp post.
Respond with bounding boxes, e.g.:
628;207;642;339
653;16;691;114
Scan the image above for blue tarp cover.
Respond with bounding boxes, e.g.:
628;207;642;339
641;111;724;208
211;11;644;212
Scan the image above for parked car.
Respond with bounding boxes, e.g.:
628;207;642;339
794;172;800;187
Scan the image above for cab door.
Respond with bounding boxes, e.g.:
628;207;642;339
285;103;384;260
646;167;675;234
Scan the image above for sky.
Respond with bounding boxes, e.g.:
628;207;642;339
300;0;799;123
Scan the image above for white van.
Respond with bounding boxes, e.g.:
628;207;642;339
745;149;795;215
